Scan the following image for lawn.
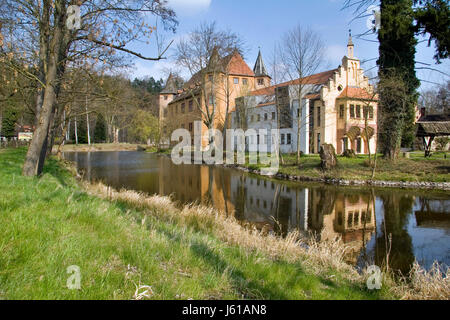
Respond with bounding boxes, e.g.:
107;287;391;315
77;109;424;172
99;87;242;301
0;148;390;300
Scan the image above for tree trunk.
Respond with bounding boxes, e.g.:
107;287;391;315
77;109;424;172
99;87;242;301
23;52;60;176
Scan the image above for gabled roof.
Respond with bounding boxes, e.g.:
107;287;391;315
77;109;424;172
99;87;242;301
337;86;377;100
224;50;255;77
253;50;270;78
250;69;338;96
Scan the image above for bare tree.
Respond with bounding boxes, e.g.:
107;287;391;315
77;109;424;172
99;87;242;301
0;0;177;176
279;25;326;164
174;21;246;146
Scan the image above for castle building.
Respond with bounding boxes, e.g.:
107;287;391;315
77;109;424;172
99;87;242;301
159;49;271;147
231;35;378;155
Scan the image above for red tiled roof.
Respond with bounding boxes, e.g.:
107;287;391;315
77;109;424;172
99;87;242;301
250;69;338;96
337;86;378;100
304;93;321;100
226;51;255;77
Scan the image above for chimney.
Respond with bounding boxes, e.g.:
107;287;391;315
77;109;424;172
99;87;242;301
420;107;426;118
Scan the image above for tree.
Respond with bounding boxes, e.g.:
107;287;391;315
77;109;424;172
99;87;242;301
175;21;246;145
129;109;159;145
94;112;106;143
1;108;18;138
378;0;420;156
279;25;326;164
343;0;449;159
0;0;177;176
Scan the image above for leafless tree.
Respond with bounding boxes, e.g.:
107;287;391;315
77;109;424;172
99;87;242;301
279;25;326;164
174;21;246;145
0;0;177;176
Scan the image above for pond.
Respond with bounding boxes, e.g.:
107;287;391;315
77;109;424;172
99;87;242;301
63;151;450;275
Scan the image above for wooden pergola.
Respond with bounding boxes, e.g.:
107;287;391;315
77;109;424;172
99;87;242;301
416;119;450;157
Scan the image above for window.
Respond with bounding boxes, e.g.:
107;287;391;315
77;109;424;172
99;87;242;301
209;95;215;105
234;78;239;84
251;115;254;122
317;133;321;151
181;124;185;129
181;103;185;113
189;123;193;131
350;105;355;118
257;78;264;85
164;95;168;100
281;134;285;145
287;134;292;145
189;100;193;112
264;113;268;121
243;78;248;85
356;105;361;118
272;112;276;120
339;105;345;119
208;75;213;82
317;107;321;127
369;106;374;119
257;114;261;122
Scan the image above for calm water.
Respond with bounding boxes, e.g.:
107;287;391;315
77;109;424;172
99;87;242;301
64;151;450;274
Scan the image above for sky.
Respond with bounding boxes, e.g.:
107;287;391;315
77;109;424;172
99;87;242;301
128;0;449;92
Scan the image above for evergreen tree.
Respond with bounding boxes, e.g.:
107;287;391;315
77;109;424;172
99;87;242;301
1;107;18;138
378;0;420;157
94;113;107;143
76;116;88;144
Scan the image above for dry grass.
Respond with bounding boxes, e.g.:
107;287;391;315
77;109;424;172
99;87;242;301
392;262;450;300
85;182;358;278
83;181;449;300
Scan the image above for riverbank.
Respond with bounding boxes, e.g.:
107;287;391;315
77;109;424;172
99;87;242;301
55;143;143;153
1;148;447;299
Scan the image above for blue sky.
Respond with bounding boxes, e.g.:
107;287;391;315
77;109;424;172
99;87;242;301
129;0;449;91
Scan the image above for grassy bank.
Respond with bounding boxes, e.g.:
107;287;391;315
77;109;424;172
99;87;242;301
0;148;447;300
56;143;141;153
270;152;449;183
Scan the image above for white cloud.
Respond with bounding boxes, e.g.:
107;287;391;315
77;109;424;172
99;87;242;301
167;0;212;16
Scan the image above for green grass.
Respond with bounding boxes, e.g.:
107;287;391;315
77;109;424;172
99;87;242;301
241;152;449;183
0;148;393;300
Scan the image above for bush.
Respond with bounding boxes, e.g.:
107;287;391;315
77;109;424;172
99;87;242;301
435;137;450;151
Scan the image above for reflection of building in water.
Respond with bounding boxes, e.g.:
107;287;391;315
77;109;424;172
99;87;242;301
230;175;309;236
415;199;450;229
158;158;235;215
313;192;376;263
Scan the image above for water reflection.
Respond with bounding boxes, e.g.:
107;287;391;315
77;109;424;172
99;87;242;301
64;151;450;273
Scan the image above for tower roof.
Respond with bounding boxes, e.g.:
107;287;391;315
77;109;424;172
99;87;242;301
161;73;179;94
347;29;353;47
253;49;270;78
